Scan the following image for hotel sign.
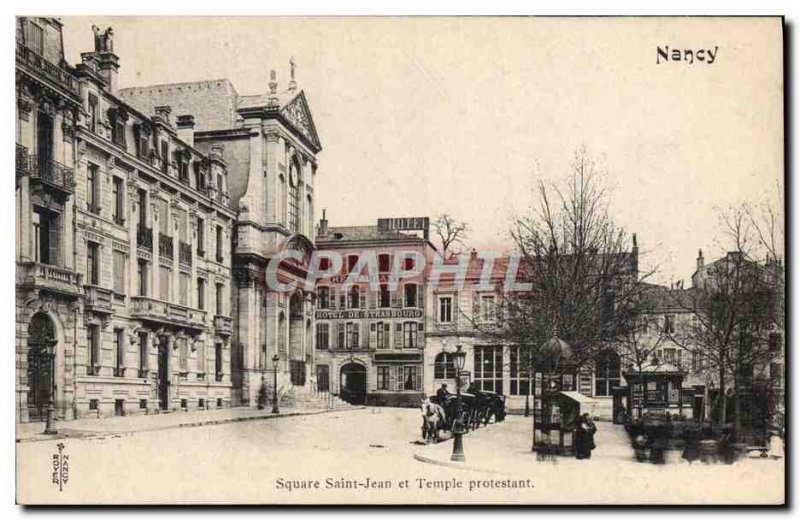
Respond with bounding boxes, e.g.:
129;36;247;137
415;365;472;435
315;308;423;320
377;217;430;239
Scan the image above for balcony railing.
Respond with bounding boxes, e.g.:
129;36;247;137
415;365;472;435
214;315;233;336
137;225;153;251
159;233;174;260
179;241;192;266
84;285;114;314
17;261;82;296
16;144;28;176
26;155;75;194
16;42;80;97
130;296;207;331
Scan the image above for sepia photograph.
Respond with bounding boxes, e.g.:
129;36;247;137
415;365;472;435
12;14;785;505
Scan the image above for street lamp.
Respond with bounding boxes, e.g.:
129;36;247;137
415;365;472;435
271;354;280;414
451;345;466;462
42;341;57;435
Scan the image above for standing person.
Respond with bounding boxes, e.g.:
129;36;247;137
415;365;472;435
575;413;597;459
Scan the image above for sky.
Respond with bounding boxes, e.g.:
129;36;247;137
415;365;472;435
60;16;784;285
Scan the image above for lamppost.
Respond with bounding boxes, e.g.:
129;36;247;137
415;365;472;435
271;354;280;414
451;345;466;462
42;341;57;435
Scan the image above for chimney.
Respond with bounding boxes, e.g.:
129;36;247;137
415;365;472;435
697;249;704;269
154;105;172;127
91;26;120;94
176;114;195;147
319;209;329;237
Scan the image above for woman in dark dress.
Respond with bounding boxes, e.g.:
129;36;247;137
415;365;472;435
575;413;597;459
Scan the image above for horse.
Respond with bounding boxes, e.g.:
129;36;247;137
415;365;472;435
420;398;446;444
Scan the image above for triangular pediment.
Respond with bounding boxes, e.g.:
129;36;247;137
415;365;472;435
280;92;322;152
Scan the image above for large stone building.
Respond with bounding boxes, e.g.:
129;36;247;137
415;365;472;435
119;64;323;406
16;18;237;423
314;216;436;406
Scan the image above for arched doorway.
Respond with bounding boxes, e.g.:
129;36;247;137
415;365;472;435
27;312;56;421
340;363;367;405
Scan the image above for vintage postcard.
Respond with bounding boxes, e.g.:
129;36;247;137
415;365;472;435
14;16;784;505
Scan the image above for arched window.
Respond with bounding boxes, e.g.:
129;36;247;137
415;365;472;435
288;160;300;233
434;352;456;379
595;350;621;397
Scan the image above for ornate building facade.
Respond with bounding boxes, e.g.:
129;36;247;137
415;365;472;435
16;17;237;422
119;65;323;406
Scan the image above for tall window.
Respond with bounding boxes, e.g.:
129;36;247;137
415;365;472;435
176;151;189;184
378;254;391;273
110;109;127;148
379;284;390;308
33;208;58;265
474;346;503;393
404;284;418;308
114;328;125;377
377;366;391;390
400;366;421;391
215;343;223;381
438;295;453;323
216;225;223;261
178;272;189;305
87;241;99;285
160;140;169;174
112;176;124;224
336;323;345;351
434;352;457;379
316;323;329;350
349;286;360;309
594;350;621;397
480;295;496;322
113;250;126;294
288;162;300;233
216;283;224;315
403;322;419;348
197;278;206;310
347;255;359;273
318;287;330;309
510;346;531;396
87;163;100;214
345;322;360;349
88;325;100;374
196;217;205;256
137;259;148;296
88;96;98;134
138;189;147;227
138;331;148;375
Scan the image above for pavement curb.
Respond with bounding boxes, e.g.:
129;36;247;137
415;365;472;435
412;452;509;476
16;406;364;444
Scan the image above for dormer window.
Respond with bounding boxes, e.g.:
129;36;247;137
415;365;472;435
108;107;127;148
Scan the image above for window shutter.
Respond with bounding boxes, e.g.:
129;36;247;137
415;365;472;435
396;366;404;391
392;287;401;308
395;323;403;349
417;322;424;348
370;323;377;348
472;290;480;321
359;290;366;310
416;366;422;391
453;292;460;325
368;290;377;309
383;323;391;349
417;286;424;309
331;323;338;350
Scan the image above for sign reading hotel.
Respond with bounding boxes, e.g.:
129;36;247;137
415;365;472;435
316;308;424;320
377;217;430;239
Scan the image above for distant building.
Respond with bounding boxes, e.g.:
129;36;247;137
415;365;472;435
314;215;436;406
16;17;237;422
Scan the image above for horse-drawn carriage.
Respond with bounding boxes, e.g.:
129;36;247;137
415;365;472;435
420;389;507;443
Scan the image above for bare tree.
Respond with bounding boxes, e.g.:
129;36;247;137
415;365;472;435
480;147;653;449
433;214;469;258
669;205;783;438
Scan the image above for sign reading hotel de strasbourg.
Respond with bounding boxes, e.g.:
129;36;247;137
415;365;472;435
316;308;424;320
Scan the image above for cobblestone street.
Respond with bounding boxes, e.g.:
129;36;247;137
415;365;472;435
17;407;784;505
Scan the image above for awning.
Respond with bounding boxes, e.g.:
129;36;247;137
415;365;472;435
559;391;597;404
